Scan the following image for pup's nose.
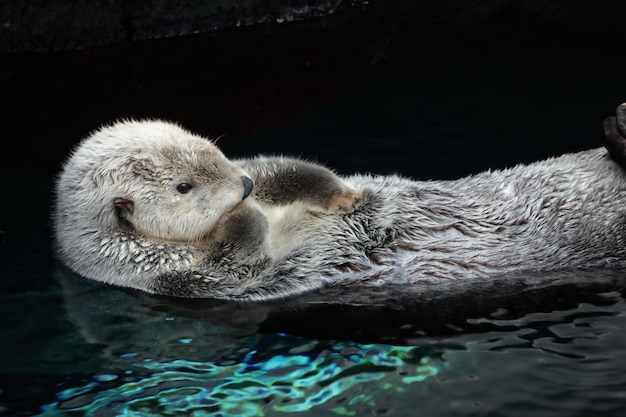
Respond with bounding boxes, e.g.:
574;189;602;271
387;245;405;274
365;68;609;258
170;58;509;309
241;176;254;200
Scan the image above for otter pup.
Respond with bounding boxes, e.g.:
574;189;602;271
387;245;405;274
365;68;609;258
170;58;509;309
53;119;360;299
53;105;626;301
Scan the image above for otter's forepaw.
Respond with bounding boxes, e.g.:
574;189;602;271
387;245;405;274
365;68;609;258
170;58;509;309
602;102;626;170
325;191;362;212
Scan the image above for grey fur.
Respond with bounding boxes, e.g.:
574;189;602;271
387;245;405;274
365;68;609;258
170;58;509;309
237;155;359;210
52;107;626;301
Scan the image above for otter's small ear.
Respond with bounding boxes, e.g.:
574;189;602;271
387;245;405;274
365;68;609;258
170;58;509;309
114;197;134;219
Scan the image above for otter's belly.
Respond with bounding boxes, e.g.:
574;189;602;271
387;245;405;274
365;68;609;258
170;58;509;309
338;149;626;283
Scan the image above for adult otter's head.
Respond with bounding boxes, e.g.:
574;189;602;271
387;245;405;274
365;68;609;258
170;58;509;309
53;119;254;282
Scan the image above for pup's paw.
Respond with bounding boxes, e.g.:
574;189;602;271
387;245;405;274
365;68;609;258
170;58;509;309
325;191;362;212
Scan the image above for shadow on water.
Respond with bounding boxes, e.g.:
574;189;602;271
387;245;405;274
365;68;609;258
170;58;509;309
58;266;626;345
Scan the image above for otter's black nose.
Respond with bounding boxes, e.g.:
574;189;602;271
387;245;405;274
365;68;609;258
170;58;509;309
241;176;254;200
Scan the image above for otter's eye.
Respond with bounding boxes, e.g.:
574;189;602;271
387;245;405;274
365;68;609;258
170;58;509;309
176;183;193;194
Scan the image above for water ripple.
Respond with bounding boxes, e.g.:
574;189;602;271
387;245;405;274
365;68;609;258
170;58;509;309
37;338;446;416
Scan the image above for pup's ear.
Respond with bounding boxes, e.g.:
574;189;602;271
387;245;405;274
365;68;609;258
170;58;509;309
113;197;134;219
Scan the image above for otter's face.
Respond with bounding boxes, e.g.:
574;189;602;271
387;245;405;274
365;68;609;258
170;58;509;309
114;139;253;243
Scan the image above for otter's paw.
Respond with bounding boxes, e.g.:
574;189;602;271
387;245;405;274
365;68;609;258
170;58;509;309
325;191;362;212
602;102;626;170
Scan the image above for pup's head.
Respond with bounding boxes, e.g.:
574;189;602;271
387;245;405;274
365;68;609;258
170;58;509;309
54;119;253;244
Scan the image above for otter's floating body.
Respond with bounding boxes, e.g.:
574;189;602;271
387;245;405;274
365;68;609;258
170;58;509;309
52;110;626;301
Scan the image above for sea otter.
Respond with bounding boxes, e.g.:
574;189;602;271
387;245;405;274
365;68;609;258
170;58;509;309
52;104;626;301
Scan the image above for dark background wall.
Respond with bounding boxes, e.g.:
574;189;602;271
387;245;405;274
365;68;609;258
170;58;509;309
2;0;626;175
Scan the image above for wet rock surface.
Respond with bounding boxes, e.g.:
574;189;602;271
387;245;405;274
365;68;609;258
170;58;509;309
2;0;625;53
2;0;372;53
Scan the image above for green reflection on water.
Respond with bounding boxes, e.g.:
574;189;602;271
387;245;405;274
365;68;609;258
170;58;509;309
38;339;444;416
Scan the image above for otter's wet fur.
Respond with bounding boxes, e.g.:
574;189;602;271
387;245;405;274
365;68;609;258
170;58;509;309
53;106;626;301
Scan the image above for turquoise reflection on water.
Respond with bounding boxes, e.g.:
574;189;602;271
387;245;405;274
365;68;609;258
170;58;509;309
38;338;444;416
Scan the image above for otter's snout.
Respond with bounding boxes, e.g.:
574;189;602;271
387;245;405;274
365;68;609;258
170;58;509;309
241;176;254;200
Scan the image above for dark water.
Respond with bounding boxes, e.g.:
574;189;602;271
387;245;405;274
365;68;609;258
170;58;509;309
3;10;626;417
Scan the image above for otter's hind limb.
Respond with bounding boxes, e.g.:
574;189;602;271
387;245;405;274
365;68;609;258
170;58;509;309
602;103;626;170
